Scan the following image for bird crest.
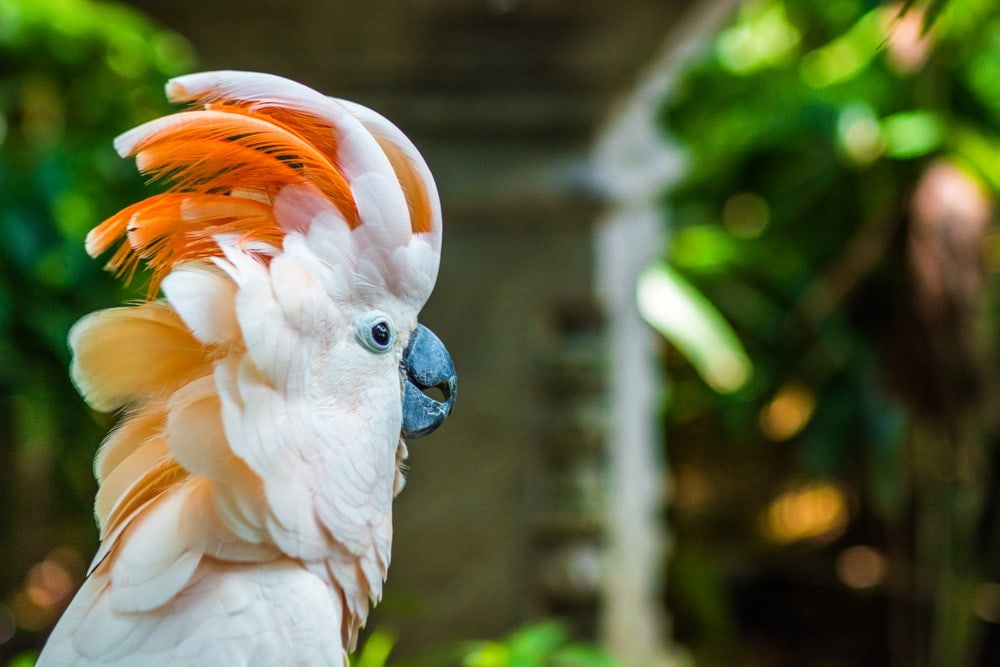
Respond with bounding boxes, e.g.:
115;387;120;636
87;71;440;297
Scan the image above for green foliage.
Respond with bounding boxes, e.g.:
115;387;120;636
663;0;1000;483
0;0;195;656
660;0;1000;663
4;650;36;667
456;622;623;667
458;623;618;667
393;623;623;667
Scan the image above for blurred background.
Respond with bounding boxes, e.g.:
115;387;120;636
3;0;1000;665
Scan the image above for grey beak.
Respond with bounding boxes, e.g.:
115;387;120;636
401;324;456;439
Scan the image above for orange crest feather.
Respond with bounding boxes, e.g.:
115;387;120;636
89;100;361;295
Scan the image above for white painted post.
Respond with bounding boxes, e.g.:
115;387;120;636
592;3;738;665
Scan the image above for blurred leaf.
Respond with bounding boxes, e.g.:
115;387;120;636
461;642;508;667
448;623;622;667
638;262;752;393
716;0;801;75
670;225;739;272
507;623;567;665
882;110;944;158
799;7;890;88
6;650;37;667
352;629;396;667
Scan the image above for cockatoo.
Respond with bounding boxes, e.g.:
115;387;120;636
38;70;456;666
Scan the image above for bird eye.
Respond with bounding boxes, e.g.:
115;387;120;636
356;312;396;353
371;321;391;346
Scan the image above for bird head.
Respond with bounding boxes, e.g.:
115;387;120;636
86;70;456;445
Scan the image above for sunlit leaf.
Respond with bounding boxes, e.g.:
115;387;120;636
461;641;509;667
800;7;891;88
637;262;752;393
351;629;396;667
508;622;568;663
6;650;37;667
882;110;944;158
716;0;801;75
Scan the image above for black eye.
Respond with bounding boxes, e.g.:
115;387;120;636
371;321;391;348
356;312;396;353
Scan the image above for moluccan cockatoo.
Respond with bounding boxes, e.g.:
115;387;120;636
38;70;456;666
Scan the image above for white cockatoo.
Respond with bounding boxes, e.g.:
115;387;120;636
38;70;456;666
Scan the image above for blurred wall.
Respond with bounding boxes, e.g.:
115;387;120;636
121;0;690;656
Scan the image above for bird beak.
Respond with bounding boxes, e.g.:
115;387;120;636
401;324;457;439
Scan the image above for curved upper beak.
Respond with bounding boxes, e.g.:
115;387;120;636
401;324;457;439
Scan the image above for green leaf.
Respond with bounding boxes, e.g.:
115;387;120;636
508;622;568;665
351;630;396;667
6;650;38;667
670;224;739;272
461;641;509;667
799;7;890;88
882;110;944;158
448;622;623;667
715;0;802;76
637;262;752;393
